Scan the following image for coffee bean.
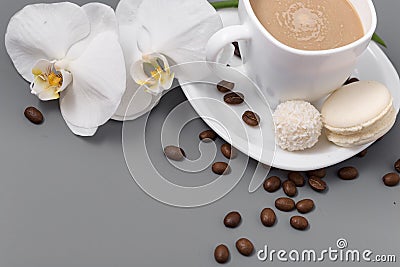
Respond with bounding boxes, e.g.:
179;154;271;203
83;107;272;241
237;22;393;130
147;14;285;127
275;197;295;212
308;176;327;192
288;172;305;187
344;77;359;85
214;244;230;264
164;146;185;161
306;169;326;178
217;80;234;93
263;176;281;193
338;166;358;180
394;159;400;173
357;149;368;158
282;180;297;197
260;208;276;227
242;110;260;127
24;107;44;124
382;173;400;187
296;199;315;214
235;238;254;256
199;130;217;142
223;211;241;228
212;162;230;175
232;41;241;58
224;92;244;105
290;216;309;230
221;143;236;159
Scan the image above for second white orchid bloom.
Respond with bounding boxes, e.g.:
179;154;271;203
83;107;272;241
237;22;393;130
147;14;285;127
5;2;126;136
113;0;225;121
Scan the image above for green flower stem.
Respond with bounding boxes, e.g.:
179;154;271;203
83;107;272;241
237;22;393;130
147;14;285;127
211;0;238;9
212;1;387;48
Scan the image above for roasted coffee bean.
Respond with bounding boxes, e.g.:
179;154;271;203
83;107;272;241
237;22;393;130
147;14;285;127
306;169;326;178
290;216;309;230
217;80;234;93
288;171;305;187
282;180;297;197
212;162;230;175
308;176;327;192
224;92;244;105
199;130;217;142
357;149;368;158
338;166;358;180
296;199;315;214
224;211;241;228
163;146;185;161
275;197;295;212
242;111;260;127
263;176;281;193
236;238;254;256
232;41;241;58
214;244;230;264
394;159;400;173
382;173;400;187
260;208;276;227
344;77;359;85
24;107;44;124
221;143;236;159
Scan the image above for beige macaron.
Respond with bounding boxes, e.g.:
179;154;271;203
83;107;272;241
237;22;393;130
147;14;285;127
321;81;397;147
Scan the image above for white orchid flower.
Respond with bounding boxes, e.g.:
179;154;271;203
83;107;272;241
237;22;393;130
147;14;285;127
113;0;225;121
5;2;126;136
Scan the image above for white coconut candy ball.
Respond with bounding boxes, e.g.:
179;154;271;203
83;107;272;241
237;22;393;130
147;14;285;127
273;100;322;151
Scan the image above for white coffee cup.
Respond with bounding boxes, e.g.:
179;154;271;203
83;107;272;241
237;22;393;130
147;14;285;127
206;0;377;108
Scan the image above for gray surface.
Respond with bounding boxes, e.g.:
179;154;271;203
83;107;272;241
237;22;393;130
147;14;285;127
0;0;399;266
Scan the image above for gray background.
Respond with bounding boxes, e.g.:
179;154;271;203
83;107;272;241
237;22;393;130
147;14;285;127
0;0;399;266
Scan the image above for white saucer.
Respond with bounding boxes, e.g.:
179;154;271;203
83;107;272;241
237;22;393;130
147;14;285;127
180;9;400;171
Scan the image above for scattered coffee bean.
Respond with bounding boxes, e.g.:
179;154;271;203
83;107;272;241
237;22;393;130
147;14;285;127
235;238;254;256
24;106;44;124
308;176;327;192
214;244;230;264
217;80;234;93
306;169;326;178
224;92;244;105
338;166;358;180
263;176;281;193
296;199;315;214
164;146;185;161
223;211;241;228
221;143;236;159
260;208;276;227
232;41;241;58
275;197;295;212
357;149;368;158
382;173;400;187
288;171;305;187
344;77;359;85
242;111;260;127
212;162;230;175
394;159;400;173
199;130;217;142
282;180;297;197
290;216;309;230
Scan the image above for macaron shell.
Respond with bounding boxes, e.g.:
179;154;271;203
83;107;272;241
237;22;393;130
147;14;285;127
322;81;392;131
326;106;397;147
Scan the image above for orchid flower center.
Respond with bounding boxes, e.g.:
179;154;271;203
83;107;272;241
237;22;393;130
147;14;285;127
30;61;72;101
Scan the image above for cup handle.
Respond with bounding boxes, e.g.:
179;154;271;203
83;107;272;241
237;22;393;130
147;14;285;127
206;25;251;64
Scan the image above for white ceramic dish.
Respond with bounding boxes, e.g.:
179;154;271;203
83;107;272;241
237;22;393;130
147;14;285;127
181;9;400;171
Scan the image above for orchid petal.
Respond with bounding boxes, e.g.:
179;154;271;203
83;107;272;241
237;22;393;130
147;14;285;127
65;121;98;137
59;32;126;136
5;2;90;82
66;3;119;60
